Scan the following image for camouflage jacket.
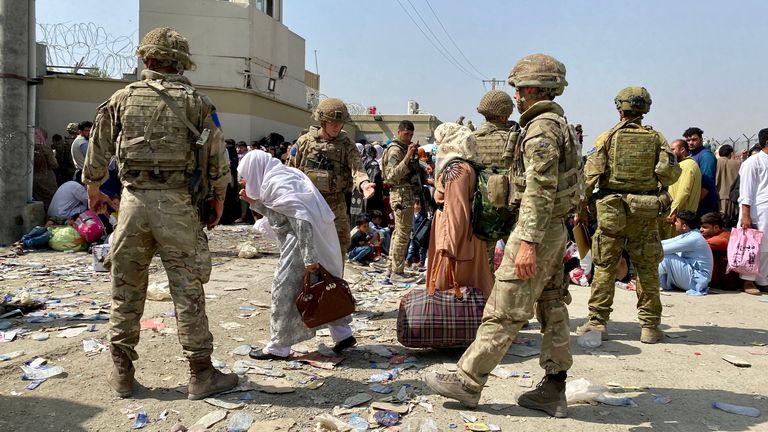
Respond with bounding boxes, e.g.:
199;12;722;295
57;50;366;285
382;139;417;189
288;126;368;194
512;100;573;244
83;70;231;201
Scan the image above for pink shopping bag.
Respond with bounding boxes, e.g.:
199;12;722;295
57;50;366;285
727;228;764;275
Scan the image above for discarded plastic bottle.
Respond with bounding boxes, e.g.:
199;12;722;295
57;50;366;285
131;411;148;430
369;367;402;383
712;401;761;417
347;413;369;431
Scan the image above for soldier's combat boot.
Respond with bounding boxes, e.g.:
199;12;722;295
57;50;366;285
187;357;239;400
517;374;567;418
424;371;480;408
575;319;608;340
107;347;135;398
640;326;664;344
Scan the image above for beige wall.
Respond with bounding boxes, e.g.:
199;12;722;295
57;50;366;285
139;0;307;108
37;75;312;143
349;114;442;144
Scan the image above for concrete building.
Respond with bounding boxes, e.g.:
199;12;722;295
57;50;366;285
38;0;319;143
348;114;442;145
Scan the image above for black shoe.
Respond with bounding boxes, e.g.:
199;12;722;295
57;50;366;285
332;336;357;354
248;350;289;361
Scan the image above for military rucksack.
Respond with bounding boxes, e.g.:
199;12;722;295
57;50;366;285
604;123;661;193
117;80;198;175
471;164;517;242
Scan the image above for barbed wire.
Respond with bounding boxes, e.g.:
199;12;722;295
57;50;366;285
37;22;137;78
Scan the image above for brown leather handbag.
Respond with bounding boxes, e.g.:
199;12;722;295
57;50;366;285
295;265;356;328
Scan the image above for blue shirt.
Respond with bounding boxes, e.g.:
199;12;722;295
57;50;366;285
691;146;717;187
662;230;713;294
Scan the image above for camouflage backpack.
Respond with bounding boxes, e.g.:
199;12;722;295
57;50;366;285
470;164;516;242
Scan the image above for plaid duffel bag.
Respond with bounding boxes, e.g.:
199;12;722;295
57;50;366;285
397;285;486;348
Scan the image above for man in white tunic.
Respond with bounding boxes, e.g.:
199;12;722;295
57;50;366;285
738;128;768;294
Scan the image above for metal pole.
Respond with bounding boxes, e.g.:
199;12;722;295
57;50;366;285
0;0;31;245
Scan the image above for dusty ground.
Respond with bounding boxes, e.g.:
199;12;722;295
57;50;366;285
1;224;767;432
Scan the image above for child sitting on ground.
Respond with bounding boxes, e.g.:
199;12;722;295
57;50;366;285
348;215;374;266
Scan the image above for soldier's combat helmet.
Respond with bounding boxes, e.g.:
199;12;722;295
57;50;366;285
507;53;568;96
313;98;350;123
614;87;652;114
135;27;194;72
66;122;78;134
477;90;514;119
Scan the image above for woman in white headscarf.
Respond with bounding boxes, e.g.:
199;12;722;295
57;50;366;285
238;150;356;359
426;123;493;296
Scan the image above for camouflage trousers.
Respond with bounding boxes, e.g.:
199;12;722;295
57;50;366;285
323;192;351;258
457;221;572;393
109;188;214;361
486;240;498;277
388;189;414;275
588;195;663;327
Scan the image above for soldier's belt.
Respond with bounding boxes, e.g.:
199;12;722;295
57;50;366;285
538;287;567;302
595;189;657;199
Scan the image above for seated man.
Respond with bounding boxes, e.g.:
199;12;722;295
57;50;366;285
700;212;740;290
47;180;88;223
659;210;713;296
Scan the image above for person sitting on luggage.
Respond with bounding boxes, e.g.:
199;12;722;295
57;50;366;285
348;215;374;266
659;210;713;296
425;123;493;297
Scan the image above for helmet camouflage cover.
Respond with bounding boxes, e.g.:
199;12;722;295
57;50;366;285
136;27;194;71
614;86;652;114
477;90;514;119
66;122;79;134
507;53;568;96
313;98;350;123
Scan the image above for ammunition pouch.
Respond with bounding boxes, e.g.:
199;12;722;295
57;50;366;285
625;194;660;218
486;173;510;208
306;168;332;193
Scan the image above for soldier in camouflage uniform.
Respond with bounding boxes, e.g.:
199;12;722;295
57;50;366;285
83;27;238;400
381;120;420;284
288;98;374;257
426;54;582;418
473;90;517;275
575;87;681;344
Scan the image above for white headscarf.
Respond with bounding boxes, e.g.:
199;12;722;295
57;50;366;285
434;122;481;178
355;143;364;154
237;150;343;277
374;144;384;163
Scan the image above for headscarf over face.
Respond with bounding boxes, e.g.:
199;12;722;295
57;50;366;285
434;122;480;178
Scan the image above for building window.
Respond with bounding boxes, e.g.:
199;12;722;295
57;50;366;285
254;0;274;17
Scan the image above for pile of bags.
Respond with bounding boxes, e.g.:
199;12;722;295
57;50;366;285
21;210;107;252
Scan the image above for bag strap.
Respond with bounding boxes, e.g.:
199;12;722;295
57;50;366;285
427;250;463;299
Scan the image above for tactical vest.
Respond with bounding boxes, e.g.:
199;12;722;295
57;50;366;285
510;113;583;217
473;124;510;168
381;142;420;191
297;129;352;194
602;124;660;193
117;80;197;177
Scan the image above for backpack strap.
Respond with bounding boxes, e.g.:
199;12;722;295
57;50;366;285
145;80;201;137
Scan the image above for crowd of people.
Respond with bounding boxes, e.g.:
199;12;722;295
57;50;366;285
25;26;768;420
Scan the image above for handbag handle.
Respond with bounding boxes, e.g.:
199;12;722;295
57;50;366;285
302;264;337;290
427;250;463;299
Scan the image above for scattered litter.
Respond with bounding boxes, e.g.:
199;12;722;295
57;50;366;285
314;413;353;431
712;401;761;417
465;423;491;431
577;330;602;348
588;351;618;359
204;398;245;410
249;418;295;430
369;383;393;394
652;394;672;404
194;410;227;429
490;366;518;379
460;412;477;423
317;343;336;357
237;242;261;259
131;411;148;429
366;345;394;358
295;352;345;370
0;350;24;361
369;367;401;383
565;378;606;403
140;319;165;331
343;393;372;407
372;401;409;414
20;364;65;380
399;417;438;432
594;393;636;407
256;378;295;394
749;347;768;355
0;320;11;330
373;410;400;426
347;412;369;430
721;355;751;367
83;338;107;354
220;322;244;330
517;377;534;387
1;329;19;342
226;411;253;432
146;281;172;301
230;345;252;356
396;384;413;402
